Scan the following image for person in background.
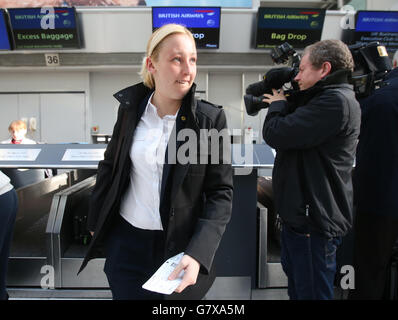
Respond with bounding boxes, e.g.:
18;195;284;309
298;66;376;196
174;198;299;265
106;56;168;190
0;170;17;300
79;23;233;300
349;54;398;300
1;120;36;145
1;120;52;186
262;39;361;300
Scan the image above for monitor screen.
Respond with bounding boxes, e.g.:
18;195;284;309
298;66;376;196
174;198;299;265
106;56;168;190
255;7;325;49
152;7;221;49
8;7;81;49
354;10;398;52
0;9;11;50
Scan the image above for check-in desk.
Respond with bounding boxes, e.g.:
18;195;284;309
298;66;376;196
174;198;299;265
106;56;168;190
0;144;101;290
0;144;286;298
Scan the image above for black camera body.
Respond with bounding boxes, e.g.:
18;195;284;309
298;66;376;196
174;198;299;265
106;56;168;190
244;42;301;116
348;42;392;99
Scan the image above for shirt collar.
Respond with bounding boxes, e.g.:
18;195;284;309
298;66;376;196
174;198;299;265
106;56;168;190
146;92;179;120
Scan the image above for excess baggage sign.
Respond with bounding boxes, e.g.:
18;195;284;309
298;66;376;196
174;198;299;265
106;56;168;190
8;7;81;49
152;7;221;49
255;7;325;49
354;11;398;52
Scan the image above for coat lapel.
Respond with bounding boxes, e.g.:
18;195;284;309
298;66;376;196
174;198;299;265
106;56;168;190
116;86;152;168
167;87;200;207
160;107;188;206
122;94;150;154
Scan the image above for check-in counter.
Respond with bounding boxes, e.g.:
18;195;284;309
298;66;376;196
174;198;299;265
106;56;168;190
0;143;286;298
47;176;104;288
210;144;287;298
6;169;96;287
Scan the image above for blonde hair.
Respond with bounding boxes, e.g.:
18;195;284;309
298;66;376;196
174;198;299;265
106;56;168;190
139;24;196;89
8;120;27;133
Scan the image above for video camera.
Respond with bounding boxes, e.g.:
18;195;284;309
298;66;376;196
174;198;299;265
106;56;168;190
244;41;393;116
244;42;301;116
348;41;392;99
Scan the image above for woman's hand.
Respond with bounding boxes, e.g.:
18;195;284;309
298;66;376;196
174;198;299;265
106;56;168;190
168;254;200;293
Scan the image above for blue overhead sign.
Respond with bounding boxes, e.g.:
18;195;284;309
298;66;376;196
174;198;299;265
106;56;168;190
355;11;398;52
152;7;221;49
0;9;11;50
152;7;220;28
356;10;398;32
8;7;77;30
8;7;81;49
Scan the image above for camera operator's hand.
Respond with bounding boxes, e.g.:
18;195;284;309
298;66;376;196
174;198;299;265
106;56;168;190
262;89;287;105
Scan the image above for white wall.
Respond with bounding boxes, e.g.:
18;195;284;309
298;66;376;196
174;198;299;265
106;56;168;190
90;71;141;134
0;71;89;92
0;71;91;142
367;0;398;10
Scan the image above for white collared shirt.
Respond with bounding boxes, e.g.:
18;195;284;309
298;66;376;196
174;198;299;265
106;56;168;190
119;94;178;230
0;170;13;196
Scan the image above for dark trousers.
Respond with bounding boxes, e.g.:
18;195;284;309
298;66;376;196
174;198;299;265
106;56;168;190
0;189;17;300
349;211;398;300
281;224;341;300
104;214;165;300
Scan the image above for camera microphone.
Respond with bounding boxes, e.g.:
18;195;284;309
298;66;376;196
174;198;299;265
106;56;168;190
244;42;301;117
245;67;296;96
265;67;297;89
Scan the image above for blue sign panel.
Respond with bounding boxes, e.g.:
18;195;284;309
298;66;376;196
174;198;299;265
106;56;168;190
8;7;77;29
356;11;398;32
8;7;81;49
355;11;398;52
0;9;11;50
152;7;221;49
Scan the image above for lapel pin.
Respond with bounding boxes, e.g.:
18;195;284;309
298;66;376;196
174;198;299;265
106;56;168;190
181;116;186;121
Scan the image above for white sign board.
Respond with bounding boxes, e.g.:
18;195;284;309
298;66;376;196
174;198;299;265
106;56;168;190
62;149;105;161
0;149;41;161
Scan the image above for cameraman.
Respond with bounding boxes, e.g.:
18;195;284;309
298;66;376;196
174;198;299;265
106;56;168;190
262;39;361;300
349;59;398;300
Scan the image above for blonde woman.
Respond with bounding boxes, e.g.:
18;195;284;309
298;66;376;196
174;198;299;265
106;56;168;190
79;24;233;300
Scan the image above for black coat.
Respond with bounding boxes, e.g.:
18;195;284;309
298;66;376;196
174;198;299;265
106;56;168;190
353;68;398;219
79;82;233;299
263;70;361;237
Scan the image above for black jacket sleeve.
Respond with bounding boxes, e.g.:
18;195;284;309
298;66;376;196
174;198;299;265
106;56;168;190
263;90;348;150
87;105;125;232
185;108;234;273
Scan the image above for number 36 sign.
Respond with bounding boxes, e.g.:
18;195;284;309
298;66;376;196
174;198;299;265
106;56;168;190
45;53;60;67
